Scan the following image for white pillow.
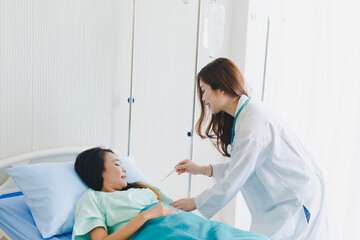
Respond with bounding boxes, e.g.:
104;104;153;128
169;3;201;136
119;156;150;184
6;155;149;238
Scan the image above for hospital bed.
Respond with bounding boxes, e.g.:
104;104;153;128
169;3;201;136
0;146;149;240
0;147;268;240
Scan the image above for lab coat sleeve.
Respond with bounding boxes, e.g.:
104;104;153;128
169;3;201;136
195;138;269;219
212;162;230;182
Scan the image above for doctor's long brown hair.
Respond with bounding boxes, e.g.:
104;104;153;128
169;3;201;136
196;58;248;157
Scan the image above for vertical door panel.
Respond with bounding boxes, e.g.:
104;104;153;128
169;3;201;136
131;0;198;200
29;0;130;151
111;0;133;155
0;0;132;159
0;1;34;159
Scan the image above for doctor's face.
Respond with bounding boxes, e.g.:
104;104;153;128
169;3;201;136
199;80;226;114
102;152;127;191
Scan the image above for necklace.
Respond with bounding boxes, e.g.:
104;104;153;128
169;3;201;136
230;97;251;144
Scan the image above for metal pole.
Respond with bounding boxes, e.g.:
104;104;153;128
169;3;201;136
261;17;270;102
188;0;202;198
127;0;136;156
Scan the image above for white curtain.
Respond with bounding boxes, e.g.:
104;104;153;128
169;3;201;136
264;0;360;238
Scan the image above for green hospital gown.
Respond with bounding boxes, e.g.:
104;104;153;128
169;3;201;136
72;188;269;240
72;188;162;240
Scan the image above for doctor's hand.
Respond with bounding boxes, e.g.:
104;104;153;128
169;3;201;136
170;198;196;212
174;159;207;176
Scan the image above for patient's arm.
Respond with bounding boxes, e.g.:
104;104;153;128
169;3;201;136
89;203;178;240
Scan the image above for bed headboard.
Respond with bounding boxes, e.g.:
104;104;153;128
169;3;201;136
0;146;104;196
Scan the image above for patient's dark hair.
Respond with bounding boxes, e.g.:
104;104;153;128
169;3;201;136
75;147;162;201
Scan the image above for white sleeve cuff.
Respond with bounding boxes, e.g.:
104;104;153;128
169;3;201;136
194;189;216;219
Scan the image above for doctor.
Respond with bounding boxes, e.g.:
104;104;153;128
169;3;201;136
170;58;329;239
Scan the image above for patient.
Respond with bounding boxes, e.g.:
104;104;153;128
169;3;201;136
72;147;269;240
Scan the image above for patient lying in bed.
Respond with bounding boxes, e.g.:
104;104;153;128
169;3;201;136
73;147;269;240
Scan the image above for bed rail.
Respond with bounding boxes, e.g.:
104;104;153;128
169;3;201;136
0;146;102;195
0;146;95;169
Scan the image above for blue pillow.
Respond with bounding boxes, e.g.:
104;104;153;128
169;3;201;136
6;156;150;238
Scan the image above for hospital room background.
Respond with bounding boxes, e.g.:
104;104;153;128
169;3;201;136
0;0;359;239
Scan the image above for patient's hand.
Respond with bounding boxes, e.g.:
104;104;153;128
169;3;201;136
141;203;179;220
170;198;196;212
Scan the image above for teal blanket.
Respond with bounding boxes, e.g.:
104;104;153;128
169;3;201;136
130;203;269;240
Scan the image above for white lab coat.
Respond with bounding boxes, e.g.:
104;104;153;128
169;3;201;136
194;95;330;240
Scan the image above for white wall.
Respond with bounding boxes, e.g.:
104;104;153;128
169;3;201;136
128;0;199;201
0;0;133;159
241;0;360;238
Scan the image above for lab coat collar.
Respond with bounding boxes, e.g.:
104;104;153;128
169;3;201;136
234;94;250;115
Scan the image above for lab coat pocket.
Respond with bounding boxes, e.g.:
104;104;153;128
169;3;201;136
263;201;309;239
286;203;310;239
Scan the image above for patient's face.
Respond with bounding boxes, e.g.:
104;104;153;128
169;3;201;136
102;152;127;191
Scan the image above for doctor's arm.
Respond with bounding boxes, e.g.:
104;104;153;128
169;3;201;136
171;161;230;211
171;159;216;211
195;138;270;219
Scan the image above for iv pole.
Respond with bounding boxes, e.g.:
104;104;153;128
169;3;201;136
187;0;202;198
127;0;137;156
262;16;270;102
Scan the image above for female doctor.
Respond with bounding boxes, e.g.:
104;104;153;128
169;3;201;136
170;58;329;239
